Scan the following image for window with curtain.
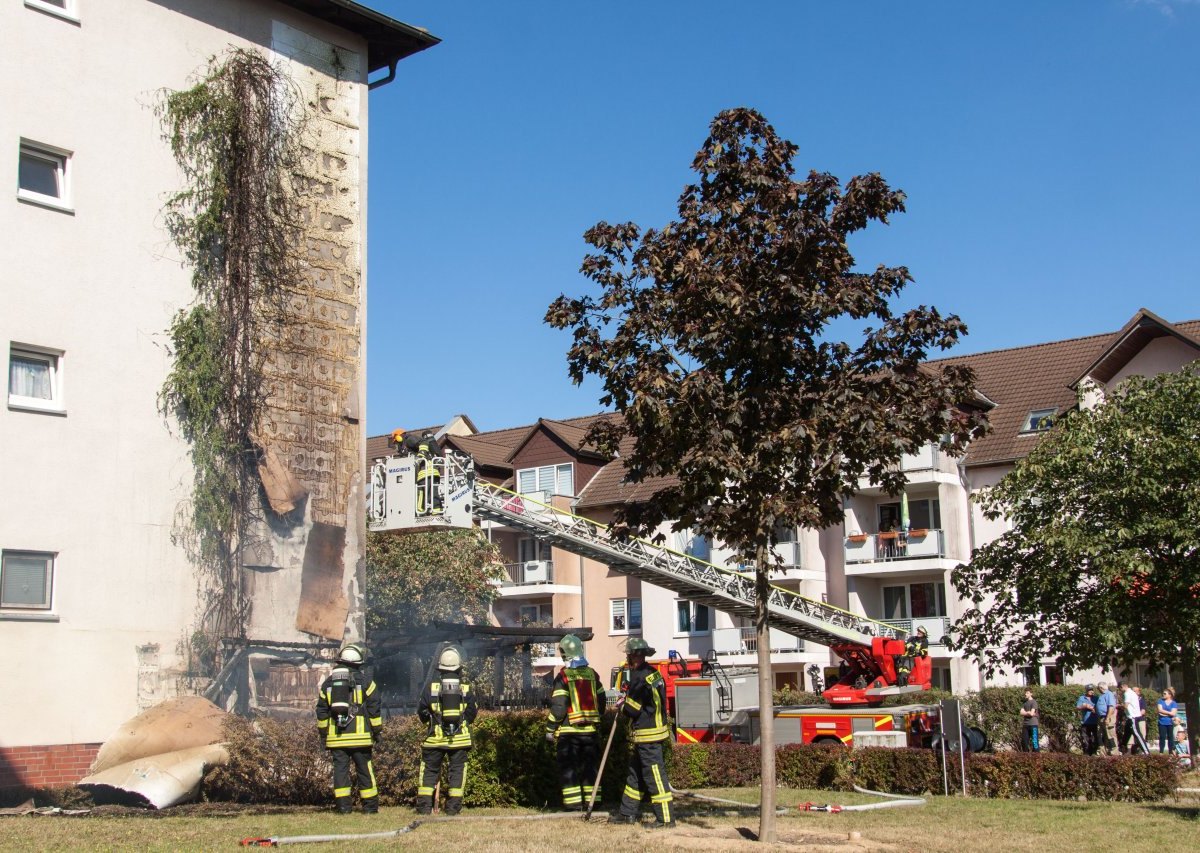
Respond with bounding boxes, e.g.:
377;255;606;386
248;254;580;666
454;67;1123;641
610;597;641;633
516;463;573;497
8;346;63;412
1;551;54;610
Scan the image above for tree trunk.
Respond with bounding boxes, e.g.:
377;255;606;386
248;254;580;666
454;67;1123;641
1181;649;1199;761
755;544;776;843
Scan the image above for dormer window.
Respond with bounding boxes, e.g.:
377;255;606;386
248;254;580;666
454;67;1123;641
1021;408;1056;434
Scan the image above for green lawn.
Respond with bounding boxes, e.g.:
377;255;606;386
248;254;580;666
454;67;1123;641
0;788;1196;852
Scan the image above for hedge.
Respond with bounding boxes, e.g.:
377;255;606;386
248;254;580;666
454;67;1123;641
202;710;1179;807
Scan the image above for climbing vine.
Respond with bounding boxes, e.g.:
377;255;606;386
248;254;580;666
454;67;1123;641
157;48;306;647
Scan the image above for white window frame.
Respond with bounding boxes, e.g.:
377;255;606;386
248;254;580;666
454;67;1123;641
518;603;550;625
25;0;79;24
882;582;947;620
8;344;66;414
1;550;56;612
609;597;642;634
675;600;711;636
516;463;574;499
18;140;74;212
1020;408;1057;434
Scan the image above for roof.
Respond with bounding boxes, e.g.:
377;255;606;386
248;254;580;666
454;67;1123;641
502;416;611;464
277;0;439;74
933;312;1200;468
1070;308;1200;388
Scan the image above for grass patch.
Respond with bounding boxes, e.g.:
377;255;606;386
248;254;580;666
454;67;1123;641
1;788;1196;852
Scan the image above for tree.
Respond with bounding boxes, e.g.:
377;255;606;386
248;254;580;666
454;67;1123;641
951;364;1200;757
365;528;503;635
546;108;985;841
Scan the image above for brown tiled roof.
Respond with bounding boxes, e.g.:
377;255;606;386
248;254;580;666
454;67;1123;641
444;431;523;470
502;415;612;463
933;313;1200;468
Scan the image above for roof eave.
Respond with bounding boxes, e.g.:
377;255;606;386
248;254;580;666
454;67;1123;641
276;0;440;74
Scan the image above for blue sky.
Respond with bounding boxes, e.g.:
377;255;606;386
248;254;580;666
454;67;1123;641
363;1;1199;435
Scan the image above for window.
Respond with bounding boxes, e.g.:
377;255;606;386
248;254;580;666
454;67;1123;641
25;0;78;22
610;597;642;633
518;603;550;624
878;499;941;531
516;463;573;498
517;538;551;564
882;582;947;620
676;600;710;634
683;532;711;562
1021;408;1056;434
1020;665;1040;686
1;551;54;610
18;141;72;211
8;345;64;413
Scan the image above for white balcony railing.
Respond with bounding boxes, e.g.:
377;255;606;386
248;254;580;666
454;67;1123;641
713;626;803;655
880;617;951;644
844;529;946;564
501;561;555;586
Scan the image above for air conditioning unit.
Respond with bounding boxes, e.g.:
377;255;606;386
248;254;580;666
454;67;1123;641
522;561;550;583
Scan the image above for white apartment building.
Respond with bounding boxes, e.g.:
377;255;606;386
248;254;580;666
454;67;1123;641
1;0;435;790
372;308;1199;694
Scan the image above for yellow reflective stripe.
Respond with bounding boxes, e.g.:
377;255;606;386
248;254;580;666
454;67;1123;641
875;716;891;729
677;728;700;743
359;759;377;799
418;787;434;796
840;733;854;743
334;786;352;797
365;682;376;696
370;717;383;727
625;697;643;711
623;785;641;799
650;764;667;797
317;719;329;729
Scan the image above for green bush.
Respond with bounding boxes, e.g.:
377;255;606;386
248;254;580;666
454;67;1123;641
202;709;1179;807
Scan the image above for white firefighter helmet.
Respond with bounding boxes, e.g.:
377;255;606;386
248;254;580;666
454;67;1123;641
438;646;463;671
558;634;584;660
337;644;365;666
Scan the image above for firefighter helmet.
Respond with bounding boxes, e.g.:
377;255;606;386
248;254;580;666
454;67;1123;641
558;634;583;660
916;625;928;637
438;646;463;671
624;637;655;657
337;644;366;666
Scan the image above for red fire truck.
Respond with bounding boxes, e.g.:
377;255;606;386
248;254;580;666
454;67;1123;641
614;651;940;748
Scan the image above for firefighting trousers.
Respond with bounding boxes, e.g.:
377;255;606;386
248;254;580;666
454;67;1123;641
618;741;673;824
331;747;377;811
416;746;469;813
556;732;600;809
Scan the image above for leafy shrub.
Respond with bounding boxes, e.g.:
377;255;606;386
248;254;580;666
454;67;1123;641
202;709;1179;806
970;684;1162;752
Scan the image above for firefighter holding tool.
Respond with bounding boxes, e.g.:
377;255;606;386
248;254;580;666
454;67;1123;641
315;644;382;814
615;637;675;828
546;634;606;810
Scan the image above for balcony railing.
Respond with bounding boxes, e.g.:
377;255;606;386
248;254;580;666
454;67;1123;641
713;626;804;655
844;529;946;564
880;616;951;643
501;561;555;586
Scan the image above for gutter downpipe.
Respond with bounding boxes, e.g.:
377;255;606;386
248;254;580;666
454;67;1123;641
368;60;397;90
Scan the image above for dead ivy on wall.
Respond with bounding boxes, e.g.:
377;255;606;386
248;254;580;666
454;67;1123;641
157;48;305;648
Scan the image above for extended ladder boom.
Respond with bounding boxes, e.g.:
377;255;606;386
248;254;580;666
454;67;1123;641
368;452;902;649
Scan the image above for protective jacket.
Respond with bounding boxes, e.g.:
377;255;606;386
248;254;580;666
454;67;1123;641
419;674;478;749
316;668;382;749
621;664;670;743
905;634;929;658
547;665;606;736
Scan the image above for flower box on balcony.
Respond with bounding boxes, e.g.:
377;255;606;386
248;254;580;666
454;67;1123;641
907;528;929;538
877;532;899;541
846;534;869;543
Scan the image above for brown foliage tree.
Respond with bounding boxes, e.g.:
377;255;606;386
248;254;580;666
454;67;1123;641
547;108;986;840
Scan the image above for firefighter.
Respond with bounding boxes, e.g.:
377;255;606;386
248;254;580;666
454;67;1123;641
416;646;477;815
414;431;442;516
315;644;382;814
546;634;606;811
895;626;929;688
616;637;675;828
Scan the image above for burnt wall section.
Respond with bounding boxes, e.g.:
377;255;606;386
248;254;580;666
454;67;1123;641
240;21;366;648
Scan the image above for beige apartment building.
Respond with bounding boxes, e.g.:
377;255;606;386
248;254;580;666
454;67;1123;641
1;0;435;790
371;308;1199;693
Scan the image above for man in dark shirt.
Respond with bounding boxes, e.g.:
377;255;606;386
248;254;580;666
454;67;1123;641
1019;688;1040;752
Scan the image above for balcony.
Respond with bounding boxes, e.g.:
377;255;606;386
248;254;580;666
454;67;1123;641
713;626;804;656
855;444;957;493
494;561;581;597
880;617;951;646
844;529;945;563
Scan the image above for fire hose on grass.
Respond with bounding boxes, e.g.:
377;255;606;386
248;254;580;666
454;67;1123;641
670;784;925;814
